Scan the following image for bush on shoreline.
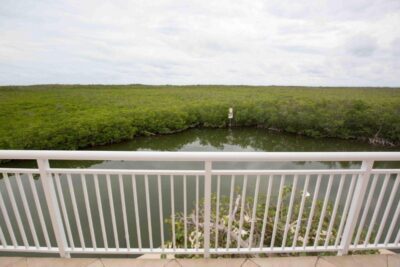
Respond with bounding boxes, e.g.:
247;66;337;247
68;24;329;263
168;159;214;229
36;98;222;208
0;85;399;150
164;187;376;258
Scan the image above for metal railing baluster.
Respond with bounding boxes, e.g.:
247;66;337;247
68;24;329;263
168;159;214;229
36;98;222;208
303;174;322;249
54;173;74;250
226;175;235;249
195;175;199;251
145;175;153;250
28;173;51;248
324;174;345;247
384;174;400;246
3;173;29;248
0;175;17;247
37;159;69;258
106;174;119;250
248;175;260;250
183;175;187;250
94;174;108;250
338;160;374;255
158;175;165;251
375;174;400;245
314;174;333;248
259;175;272;249
203;161;212;258
237;175;248;249
364;173;390;247
292;174;309;248
81;174;96;250
0;224;6;248
282;174;298;248
67;174;85;249
170;175;175;251
354;174;377;246
271;175;285;249
214;175;221;249
15;173;39;248
119;174;130;250
132;174;142;250
334;174;356;248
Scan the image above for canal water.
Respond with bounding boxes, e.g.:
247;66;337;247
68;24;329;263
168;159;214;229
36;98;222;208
0;128;399;255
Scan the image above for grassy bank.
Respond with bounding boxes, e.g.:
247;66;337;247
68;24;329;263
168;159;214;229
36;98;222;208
0;85;399;150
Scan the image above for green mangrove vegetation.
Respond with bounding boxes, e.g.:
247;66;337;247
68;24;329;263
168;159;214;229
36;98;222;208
164;187;375;258
0;85;399;150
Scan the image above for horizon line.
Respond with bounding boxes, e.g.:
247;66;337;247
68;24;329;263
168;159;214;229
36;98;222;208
0;83;399;89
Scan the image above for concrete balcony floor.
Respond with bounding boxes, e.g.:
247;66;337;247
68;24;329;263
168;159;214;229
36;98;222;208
1;254;400;267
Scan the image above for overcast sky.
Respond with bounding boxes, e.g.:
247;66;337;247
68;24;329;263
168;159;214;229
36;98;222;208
1;0;399;86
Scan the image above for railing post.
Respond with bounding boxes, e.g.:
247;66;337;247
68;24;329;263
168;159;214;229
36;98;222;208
37;159;70;258
338;160;374;256
203;161;212;258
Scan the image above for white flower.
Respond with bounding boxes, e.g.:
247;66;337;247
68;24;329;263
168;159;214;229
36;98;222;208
165;241;173;249
305;191;311;197
189;231;203;248
241;230;248;237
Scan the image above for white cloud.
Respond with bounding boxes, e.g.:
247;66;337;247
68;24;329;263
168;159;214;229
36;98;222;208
0;0;399;86
344;34;377;57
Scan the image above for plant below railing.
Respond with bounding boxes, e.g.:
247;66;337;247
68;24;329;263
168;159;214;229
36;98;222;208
164;186;376;258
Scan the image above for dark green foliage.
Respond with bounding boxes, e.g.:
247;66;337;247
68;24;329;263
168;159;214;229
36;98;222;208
0;85;399;150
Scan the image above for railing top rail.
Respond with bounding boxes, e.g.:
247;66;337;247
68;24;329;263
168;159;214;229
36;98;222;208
0;150;399;161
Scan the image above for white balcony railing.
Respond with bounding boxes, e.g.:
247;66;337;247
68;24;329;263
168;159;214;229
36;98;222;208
0;151;399;258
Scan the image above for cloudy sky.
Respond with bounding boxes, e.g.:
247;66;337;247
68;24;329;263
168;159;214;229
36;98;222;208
0;0;399;86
